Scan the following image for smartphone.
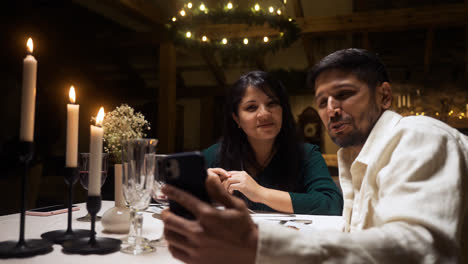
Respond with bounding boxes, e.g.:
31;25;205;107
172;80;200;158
161;151;211;219
26;204;79;216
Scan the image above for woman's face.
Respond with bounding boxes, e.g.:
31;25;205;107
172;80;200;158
233;86;283;144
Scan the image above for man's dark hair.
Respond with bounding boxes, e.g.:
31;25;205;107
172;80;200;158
217;71;303;191
307;48;390;92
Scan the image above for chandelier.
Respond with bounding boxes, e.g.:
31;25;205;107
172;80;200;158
166;0;301;61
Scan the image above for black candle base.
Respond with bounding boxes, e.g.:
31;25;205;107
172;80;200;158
62;237;121;255
41;229;92;244
0;239;53;259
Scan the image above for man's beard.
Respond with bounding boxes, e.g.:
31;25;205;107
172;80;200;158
328;102;381;148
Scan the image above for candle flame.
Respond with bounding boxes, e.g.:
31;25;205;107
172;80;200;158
27;38;34;53
69;86;76;103
96;107;105;126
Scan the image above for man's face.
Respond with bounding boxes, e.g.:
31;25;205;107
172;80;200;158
314;70;384;149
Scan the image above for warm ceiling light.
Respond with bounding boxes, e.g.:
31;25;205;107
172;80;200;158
187;2;192;8
186;31;192;38
263;36;269;42
254;4;260;11
222;38;228;44
172;16;177;22
227;2;233;9
180;9;186;16
202;36;208;42
243;38;249;45
284;0;287;3
288;18;292;22
277;9;282;15
269;6;274;13
200;3;206;11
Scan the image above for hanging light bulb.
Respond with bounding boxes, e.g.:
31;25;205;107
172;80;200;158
172;16;177;22
186;31;192;38
269;6;274;13
227;2;233;9
254;4;260;11
180;9;186;16
284;0;287;4
263;36;269;42
202;36;208;42
222;38;228;45
243;38;249;45
200;3;206;11
277;9;282;15
187;2;193;8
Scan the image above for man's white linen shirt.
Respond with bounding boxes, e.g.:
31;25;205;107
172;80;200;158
256;110;468;263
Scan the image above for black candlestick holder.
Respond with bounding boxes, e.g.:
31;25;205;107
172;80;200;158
41;167;92;244
0;142;54;258
62;196;121;254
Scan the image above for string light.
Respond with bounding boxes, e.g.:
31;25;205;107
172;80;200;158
277;9;282;15
284;0;287;3
202;36;208;42
172;16;177;22
186;31;192;38
288;18;292;21
227;2;233;9
243;38;249;45
180;9;186;16
263;36;269;42
222;38;228;45
200;3;206;11
187;2;192;8
254;4;260;11
269;6;274;13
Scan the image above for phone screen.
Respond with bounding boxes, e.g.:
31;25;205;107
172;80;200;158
162;151;211;219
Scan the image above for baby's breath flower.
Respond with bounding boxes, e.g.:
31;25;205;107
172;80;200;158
101;104;150;164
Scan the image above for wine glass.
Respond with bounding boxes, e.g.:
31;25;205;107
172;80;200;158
121;138;157;255
152;154;169;205
77;152;109;222
150;154;169;247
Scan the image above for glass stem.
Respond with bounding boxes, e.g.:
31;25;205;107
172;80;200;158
129;209;144;246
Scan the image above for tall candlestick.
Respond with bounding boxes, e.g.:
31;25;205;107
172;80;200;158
66;86;79;167
20;38;37;142
89;107;105;196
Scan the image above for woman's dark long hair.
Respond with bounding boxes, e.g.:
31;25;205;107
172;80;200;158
218;71;303;191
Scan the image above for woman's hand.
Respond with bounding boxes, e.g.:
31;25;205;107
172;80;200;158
207;168;230;183
223;171;265;203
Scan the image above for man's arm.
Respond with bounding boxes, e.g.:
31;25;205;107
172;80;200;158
161;175;258;264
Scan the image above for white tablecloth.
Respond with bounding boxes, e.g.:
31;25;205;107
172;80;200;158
0;201;344;263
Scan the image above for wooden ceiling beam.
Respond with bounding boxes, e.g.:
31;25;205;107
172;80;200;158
200;49;227;87
297;3;468;34
195;4;467;38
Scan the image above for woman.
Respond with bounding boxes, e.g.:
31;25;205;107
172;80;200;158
203;71;343;215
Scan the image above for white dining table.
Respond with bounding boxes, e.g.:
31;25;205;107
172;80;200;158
0;201;344;263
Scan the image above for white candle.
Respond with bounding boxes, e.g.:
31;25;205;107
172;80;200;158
19;38;37;142
397;95;401;108
407;95;411;108
89;107;105;196
402;95;406;107
66;86;79;167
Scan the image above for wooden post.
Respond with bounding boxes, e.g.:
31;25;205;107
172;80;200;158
158;41;177;154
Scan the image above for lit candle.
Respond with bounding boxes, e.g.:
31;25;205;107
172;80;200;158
397;95;401;108
19;38;37;142
407;95;411;108
89;107;105;196
66;86;79;167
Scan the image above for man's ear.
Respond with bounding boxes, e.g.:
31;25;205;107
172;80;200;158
232;113;240;128
377;82;392;110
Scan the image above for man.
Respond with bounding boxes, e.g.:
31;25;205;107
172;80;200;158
161;49;468;263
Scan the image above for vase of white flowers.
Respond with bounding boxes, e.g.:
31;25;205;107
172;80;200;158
100;104;150;234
